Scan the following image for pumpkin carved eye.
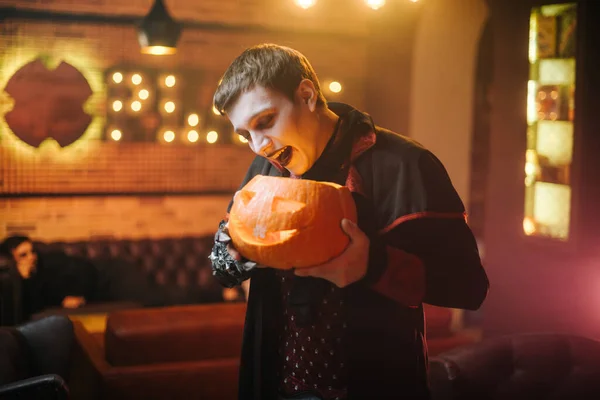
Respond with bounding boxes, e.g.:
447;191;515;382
272;197;305;213
238;190;256;206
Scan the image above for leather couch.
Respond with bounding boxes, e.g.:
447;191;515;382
34;236;219;292
71;303;246;400
1;236;238;325
428;333;600;400
0;315;74;398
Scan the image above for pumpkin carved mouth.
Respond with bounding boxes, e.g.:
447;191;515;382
228;175;357;269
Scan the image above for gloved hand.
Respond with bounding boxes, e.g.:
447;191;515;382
209;220;257;288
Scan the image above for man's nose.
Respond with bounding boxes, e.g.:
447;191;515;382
250;133;272;156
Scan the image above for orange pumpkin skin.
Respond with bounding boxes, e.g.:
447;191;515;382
228;175;358;269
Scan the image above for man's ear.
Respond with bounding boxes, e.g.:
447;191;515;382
296;79;318;112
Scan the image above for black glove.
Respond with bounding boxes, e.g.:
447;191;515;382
209;220;257;288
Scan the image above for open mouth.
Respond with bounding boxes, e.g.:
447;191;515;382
267;146;293;167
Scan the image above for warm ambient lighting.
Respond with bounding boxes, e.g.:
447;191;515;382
187;130;199;142
165;75;176;87
164;101;175;113
187;113;199;126
163;130;175;142
523;217;536;236
142;46;177;56
366;0;386;9
110;129;122;141
206;130;218;144
112;100;123;112
138;0;182;55
132;74;142;85
138;89;149;100
112;72;123;84
295;0;316;9
329;81;342;93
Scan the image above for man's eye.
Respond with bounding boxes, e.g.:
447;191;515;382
256;116;274;130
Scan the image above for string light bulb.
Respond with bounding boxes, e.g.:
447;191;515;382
187;130;199;143
112;100;123;112
163;130;175;142
206;130;218;144
138;89;149;100
329;81;342;93
188;113;199;127
295;0;316;9
165;75;176;87
110;129;122;141
164;101;175;113
365;0;385;10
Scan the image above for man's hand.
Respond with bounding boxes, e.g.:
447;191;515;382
62;296;86;309
294;219;369;288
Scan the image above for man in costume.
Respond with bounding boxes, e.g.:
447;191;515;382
209;44;489;400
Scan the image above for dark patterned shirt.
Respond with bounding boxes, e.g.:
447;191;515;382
278;272;349;400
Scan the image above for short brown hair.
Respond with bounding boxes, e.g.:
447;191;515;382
213;43;326;115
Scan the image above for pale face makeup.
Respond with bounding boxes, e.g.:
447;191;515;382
227;84;325;176
11;241;38;279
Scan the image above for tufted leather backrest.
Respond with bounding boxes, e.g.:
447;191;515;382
33;236;217;291
429;333;600;400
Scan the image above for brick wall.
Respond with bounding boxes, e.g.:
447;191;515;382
0;194;231;241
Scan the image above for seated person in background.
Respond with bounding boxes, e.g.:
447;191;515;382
1;235;215;320
1;235;97;319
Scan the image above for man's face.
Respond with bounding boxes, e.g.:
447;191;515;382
227;84;319;176
11;241;37;279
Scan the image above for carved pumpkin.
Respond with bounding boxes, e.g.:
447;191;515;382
228;175;357;269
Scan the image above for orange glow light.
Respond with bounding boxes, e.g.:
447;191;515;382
163;130;175;142
295;0;316;9
112;72;123;83
206;130;218;144
141;46;177;56
188;113;199;127
138;89;149;100
187;130;199;143
110;129;122;141
523;217;536;235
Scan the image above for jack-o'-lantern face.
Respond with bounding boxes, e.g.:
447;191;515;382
228;175;357;269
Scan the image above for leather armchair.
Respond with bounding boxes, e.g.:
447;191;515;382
0;374;69;400
0;315;75;399
429;333;600;400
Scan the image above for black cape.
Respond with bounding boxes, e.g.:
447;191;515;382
227;103;488;400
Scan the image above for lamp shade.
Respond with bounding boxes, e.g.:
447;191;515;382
137;0;182;55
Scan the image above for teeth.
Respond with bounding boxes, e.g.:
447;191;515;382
269;146;288;160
